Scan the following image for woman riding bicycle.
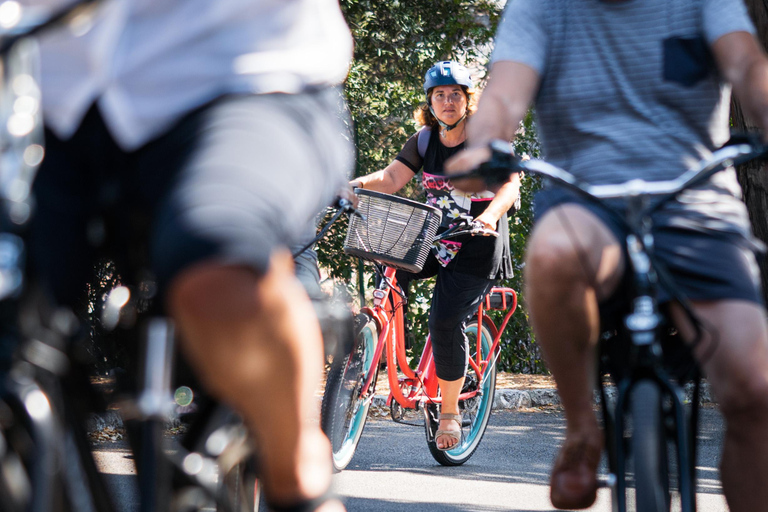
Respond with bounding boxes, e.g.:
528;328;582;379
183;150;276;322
349;61;521;451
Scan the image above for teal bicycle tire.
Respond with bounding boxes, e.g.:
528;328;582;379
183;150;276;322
426;316;496;466
321;313;379;472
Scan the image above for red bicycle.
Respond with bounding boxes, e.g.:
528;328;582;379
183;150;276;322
321;190;518;470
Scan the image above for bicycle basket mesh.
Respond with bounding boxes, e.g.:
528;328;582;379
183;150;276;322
344;190;442;273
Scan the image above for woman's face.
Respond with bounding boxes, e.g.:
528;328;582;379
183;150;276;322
430;85;468;125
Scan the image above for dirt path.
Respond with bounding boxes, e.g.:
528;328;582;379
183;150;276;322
318;370;555;396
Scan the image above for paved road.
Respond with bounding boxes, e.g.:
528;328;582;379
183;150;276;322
332;408;728;512
93;407;728;512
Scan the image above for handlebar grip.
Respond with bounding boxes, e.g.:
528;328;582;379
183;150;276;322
724;132;768;160
475;140;524;186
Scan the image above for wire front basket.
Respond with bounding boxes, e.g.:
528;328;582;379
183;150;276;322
344;190;442;273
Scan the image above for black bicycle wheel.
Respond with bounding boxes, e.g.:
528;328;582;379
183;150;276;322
0;396;33;512
217;459;259;512
320;313;379;472
426;316;496;466
630;380;670;512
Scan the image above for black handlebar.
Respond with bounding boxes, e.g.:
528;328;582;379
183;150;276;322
437;215;499;240
291;196;364;258
453;136;768;209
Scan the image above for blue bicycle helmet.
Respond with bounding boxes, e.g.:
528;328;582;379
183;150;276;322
423;61;473;100
423;61;473;135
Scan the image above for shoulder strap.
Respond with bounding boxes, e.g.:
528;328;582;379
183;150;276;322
417;126;431;158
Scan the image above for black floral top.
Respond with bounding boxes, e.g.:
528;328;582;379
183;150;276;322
395;128;514;279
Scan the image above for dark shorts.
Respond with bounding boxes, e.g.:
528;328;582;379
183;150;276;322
533;188;764;323
30;90;353;307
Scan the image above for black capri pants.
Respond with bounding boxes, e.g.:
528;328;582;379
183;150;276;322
396;256;495;381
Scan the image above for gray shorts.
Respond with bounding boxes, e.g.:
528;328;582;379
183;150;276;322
533;188;764;319
30;89;353;306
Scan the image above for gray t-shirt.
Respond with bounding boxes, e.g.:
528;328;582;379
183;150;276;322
492;0;757;236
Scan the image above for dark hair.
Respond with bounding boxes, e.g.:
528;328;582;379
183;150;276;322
414;86;478;128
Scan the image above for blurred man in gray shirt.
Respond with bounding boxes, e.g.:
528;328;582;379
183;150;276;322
447;0;768;509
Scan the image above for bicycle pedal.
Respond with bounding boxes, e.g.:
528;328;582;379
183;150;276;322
598;474;617;489
390;400;405;421
390;401;423;426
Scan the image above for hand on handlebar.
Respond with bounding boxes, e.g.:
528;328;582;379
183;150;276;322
335;184;367;220
337;185;359;209
444;146;494;193
468;220;500;237
439;215;499;239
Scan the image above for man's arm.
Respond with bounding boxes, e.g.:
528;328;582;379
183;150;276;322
712;31;768;140
465;61;541;150
445;61;540;191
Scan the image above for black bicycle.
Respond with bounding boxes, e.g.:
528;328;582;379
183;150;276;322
0;3;264;511
455;138;767;512
0;3;356;512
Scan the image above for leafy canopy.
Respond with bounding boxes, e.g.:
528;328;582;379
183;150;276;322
314;1;546;373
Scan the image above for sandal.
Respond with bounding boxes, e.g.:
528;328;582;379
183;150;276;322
435;413;462;451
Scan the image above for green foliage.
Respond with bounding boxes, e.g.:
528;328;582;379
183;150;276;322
316;2;547;373
494;110;546;373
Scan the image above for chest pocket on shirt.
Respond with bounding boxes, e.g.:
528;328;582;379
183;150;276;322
663;35;714;87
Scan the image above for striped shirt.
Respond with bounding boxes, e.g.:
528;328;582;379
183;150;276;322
493;0;756;236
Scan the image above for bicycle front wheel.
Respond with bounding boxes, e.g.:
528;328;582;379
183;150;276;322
0;395;33;512
630;380;670;512
321;313;379;472
426;316;496;466
216;458;259;512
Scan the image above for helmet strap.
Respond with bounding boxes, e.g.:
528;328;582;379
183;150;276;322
429;106;467;138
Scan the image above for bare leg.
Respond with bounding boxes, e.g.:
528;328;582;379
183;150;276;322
168;250;344;511
436;376;465;449
671;300;768;512
524;205;623;509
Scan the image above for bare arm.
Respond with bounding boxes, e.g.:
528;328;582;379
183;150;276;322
465;61;541;150
712;31;768;141
474;173;522;228
445;61;540;191
350;160;415;194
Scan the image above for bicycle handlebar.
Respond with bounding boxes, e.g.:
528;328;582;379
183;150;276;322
521;143;764;200
454;137;768;209
436;215;499;240
291;195;364;258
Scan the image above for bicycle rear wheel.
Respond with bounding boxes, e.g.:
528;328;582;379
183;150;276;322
426;316;496;466
320;313;379;472
630;380;670;512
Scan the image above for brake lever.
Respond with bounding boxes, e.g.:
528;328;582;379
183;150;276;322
336;197;366;221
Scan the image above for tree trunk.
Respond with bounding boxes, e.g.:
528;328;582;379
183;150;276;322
731;0;768;303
